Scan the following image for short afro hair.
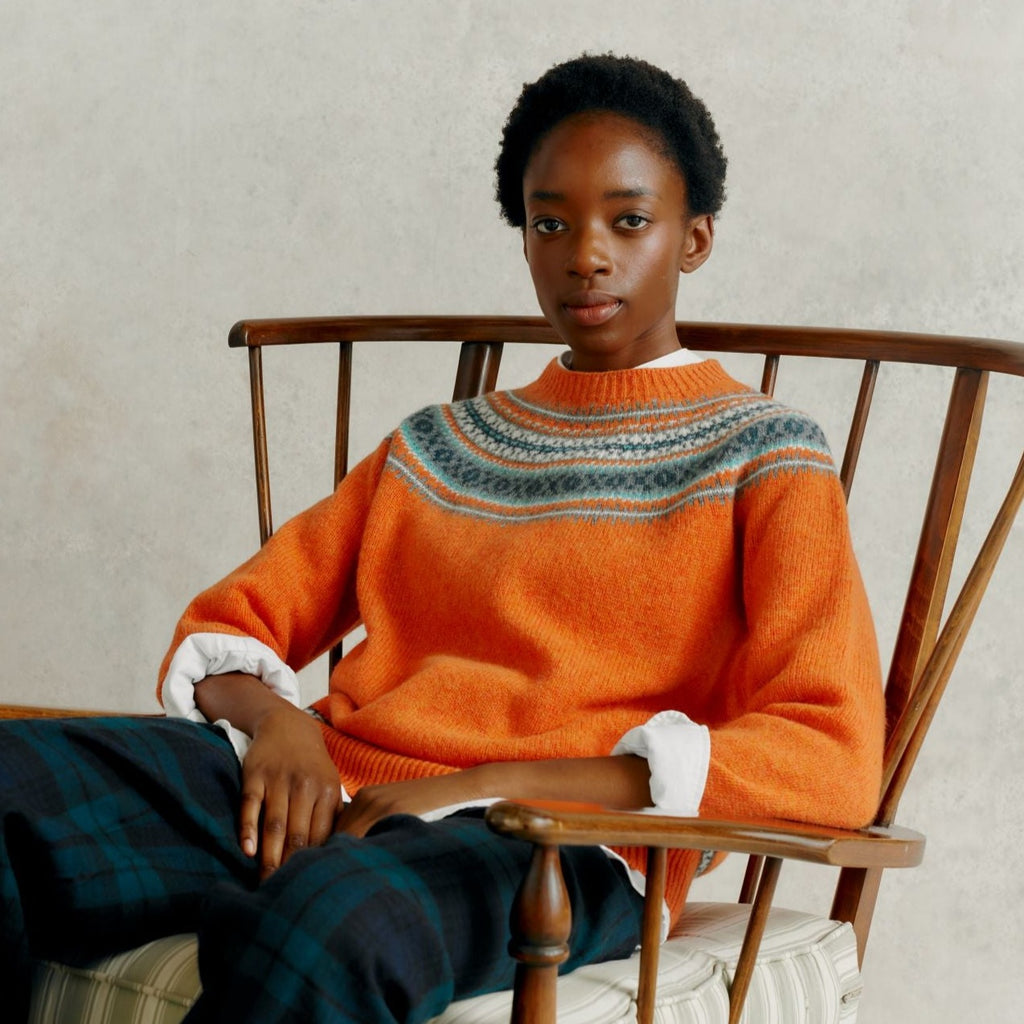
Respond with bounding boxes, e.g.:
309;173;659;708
495;53;727;228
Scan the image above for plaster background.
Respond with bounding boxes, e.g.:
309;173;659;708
2;1;1022;1020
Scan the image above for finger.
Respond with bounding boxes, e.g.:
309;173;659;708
259;784;290;879
280;785;318;866
307;785;341;849
238;782;265;859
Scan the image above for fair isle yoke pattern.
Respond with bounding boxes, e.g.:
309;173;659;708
387;368;836;523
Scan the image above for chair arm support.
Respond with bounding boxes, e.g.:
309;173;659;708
485;799;924;870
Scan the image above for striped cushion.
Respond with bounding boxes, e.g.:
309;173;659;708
432;904;861;1024
29;905;860;1023
30;935;200;1024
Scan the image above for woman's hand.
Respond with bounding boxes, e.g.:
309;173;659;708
333;770;487;838
241;706;341;878
193;671;341;878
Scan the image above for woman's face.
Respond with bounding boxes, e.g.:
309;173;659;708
522;112;713;372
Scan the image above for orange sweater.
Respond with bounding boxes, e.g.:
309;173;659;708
160;358;884;923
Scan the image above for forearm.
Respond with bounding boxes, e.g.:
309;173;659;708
474;754;653;809
334;754;653;837
194;671;306;737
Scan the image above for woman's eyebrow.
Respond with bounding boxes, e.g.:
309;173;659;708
526;187;659;202
604;187;658;199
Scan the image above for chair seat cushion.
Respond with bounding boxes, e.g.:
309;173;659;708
433;903;862;1023
30;934;200;1024
29;904;860;1023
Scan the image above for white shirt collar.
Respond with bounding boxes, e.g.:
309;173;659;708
557;347;704;371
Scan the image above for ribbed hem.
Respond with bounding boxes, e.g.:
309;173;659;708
317;720;456;791
517;358;740;412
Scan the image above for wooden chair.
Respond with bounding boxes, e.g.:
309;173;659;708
5;315;1023;1023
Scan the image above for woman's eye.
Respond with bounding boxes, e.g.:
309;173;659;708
618;214;650;230
533;218;563;235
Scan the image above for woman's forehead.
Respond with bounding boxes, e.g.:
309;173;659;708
523;112;687;201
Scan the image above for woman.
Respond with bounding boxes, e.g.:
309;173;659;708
1;54;883;1023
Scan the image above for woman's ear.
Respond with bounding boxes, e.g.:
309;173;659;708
680;214;714;275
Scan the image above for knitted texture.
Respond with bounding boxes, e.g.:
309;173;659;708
160;358;884;923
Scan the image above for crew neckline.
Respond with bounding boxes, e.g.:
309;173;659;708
520;357;737;411
557;347;704;372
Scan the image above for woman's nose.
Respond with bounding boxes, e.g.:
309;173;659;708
566;225;611;277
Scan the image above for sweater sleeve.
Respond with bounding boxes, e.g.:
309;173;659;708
700;467;885;829
156;439;392;706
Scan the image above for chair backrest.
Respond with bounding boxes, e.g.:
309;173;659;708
228;315;1024;838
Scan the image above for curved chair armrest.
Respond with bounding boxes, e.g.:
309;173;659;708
485;799;924;870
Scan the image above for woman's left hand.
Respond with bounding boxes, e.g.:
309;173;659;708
332;769;488;838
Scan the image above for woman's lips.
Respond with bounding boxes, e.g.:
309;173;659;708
562;296;622;327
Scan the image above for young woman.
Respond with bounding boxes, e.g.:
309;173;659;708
0;55;884;1023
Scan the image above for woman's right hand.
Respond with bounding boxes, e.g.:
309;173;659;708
241;705;341;878
193;672;341;878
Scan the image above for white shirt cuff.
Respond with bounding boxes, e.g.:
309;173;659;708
612;710;710;816
161;632;302;760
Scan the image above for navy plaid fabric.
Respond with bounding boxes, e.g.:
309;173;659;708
190;811;643;1023
0;717;643;1023
0;716;253;1019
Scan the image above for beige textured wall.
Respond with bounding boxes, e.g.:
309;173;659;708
2;2;1022;1020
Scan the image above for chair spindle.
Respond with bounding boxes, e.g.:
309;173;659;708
759;354;779;396
248;346;273;546
880;446;1024;822
636;847;667;1024
839;360;879;499
333;341;353;489
738;854;765;904
728;857;782;1024
453;341;504;401
884;367;988;734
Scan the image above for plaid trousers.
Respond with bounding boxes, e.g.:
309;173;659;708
0;716;643;1023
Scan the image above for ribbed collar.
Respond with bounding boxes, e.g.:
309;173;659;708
556;347;705;371
516;358;738;412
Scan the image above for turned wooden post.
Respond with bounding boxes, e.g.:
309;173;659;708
509;843;571;1024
